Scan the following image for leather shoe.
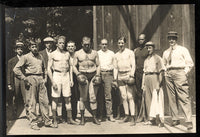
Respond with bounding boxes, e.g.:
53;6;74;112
186;122;193;130
171;120;180;126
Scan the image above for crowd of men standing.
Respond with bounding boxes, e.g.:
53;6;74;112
7;31;194;131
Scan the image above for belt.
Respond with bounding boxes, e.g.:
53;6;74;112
80;71;96;74
118;70;130;73
167;67;184;71
26;73;43;76
145;72;159;75
101;70;113;72
54;69;69;73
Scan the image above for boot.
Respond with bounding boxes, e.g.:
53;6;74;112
92;109;100;125
119;115;129;123
115;106;121;120
130;116;136;126
67;110;78;125
80;110;85;126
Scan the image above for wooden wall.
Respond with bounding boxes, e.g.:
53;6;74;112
94;4;195;115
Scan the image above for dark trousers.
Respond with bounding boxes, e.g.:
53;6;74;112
165;69;192;122
135;70;143;117
101;72;113;117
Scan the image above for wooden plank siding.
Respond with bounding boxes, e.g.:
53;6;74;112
94;4;195;115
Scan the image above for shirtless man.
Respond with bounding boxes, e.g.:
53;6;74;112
113;36;136;126
73;36;101;125
48;36;78;127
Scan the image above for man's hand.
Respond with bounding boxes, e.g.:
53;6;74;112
8;85;13;91
92;75;102;86
127;77;135;86
111;80;118;89
24;77;32;90
52;81;58;90
77;74;87;85
70;80;74;87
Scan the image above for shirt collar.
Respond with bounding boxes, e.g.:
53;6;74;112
17;55;21;59
46;48;52;53
170;44;178;50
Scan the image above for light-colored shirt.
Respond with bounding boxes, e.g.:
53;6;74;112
113;48;136;76
48;49;70;72
162;44;194;73
13;52;45;80
98;49;114;71
144;54;165;73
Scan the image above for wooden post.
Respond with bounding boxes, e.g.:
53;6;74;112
93;6;97;50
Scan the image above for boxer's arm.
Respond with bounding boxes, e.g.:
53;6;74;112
113;55;118;80
47;53;54;83
73;52;80;76
95;53;100;76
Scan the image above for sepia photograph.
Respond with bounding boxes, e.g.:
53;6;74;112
3;4;196;135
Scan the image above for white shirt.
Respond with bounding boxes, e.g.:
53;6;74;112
162;44;194;73
113;48;136;76
98;49;114;71
144;54;165;73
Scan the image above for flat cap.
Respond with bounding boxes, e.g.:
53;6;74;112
14;41;24;48
145;41;155;47
16;42;24;46
43;37;54;42
167;31;178;38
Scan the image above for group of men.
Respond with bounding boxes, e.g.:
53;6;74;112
7;31;194;131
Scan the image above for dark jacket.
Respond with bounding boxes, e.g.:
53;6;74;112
7;56;19;86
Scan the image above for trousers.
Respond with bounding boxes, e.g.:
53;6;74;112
25;75;51;124
101;71;113;116
165;69;192;122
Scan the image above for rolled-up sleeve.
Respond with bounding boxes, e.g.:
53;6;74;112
157;56;166;72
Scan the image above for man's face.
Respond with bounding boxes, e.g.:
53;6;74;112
44;41;53;50
168;36;177;47
82;40;91;52
118;39;125;51
138;34;145;45
147;46;154;55
101;39;108;52
15;47;23;56
67;43;76;53
29;44;38;54
57;38;65;50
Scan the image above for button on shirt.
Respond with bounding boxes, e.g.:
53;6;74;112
49;49;70;72
98;49;114;71
13;52;45;80
113;48;136;76
162;44;194;73
144;54;165;73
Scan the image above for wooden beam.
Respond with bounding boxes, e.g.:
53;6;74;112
93;6;97;50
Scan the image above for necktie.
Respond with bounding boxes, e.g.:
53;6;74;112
168;47;173;65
